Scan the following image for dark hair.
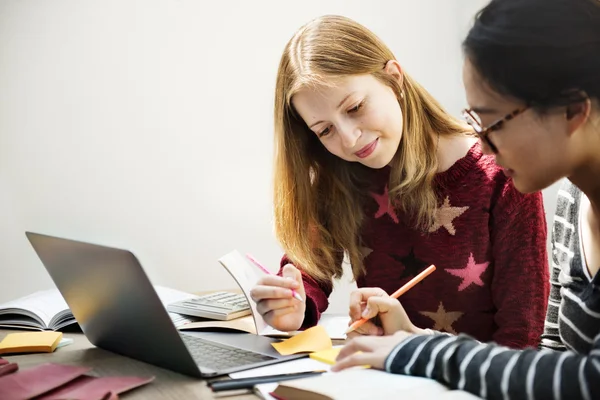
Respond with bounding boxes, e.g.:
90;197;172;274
463;0;600;111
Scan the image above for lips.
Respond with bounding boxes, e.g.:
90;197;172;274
355;138;379;159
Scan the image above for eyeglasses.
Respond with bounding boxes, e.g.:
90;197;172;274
462;107;529;153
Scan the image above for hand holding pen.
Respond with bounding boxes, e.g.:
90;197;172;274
246;254;303;301
248;254;307;332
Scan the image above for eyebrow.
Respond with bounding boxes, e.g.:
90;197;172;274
308;92;357;129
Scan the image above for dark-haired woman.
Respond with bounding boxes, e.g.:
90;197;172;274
332;0;600;398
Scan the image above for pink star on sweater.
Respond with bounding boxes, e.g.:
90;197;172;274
372;186;399;223
446;253;490;291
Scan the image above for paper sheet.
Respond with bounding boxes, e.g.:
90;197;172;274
0;290;69;328
218;250;271;334
178;315;257;334
254;383;278;400
272;368;450;399
271;325;332;355
316;315;349;340
259;376;481;400
229;357;332;379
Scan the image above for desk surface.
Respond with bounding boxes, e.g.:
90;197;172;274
0;329;483;400
0;329;262;399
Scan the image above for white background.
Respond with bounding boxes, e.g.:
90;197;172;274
0;0;558;313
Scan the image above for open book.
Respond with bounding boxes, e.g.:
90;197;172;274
265;368;481;400
207;250;349;340
0;286;203;331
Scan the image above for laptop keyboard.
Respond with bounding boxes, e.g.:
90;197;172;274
180;334;275;371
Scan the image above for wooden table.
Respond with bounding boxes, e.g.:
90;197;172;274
0;289;346;399
0;329;346;399
0;329;266;399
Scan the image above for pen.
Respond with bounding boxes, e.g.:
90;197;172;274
209;369;327;392
246;253;303;302
345;265;437;334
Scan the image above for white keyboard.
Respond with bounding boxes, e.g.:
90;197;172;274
167;292;251;321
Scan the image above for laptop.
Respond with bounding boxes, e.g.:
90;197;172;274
25;232;305;378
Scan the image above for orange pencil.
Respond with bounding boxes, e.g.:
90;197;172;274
344;265;437;334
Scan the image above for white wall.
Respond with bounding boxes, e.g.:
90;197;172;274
0;0;558;313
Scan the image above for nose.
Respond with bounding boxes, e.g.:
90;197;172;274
338;122;361;149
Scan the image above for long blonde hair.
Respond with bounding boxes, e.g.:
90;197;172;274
274;15;468;283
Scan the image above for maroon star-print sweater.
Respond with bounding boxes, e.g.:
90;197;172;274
278;142;550;349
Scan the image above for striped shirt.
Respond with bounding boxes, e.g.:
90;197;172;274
385;179;600;399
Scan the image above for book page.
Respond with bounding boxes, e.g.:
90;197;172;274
317;315;349;340
218;250;272;335
254;383;278;400
0;290;69;328
276;368;449;399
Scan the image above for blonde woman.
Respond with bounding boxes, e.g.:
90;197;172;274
250;15;549;348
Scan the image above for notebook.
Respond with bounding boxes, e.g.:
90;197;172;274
0;286;202;331
269;368;482;400
217;250;350;339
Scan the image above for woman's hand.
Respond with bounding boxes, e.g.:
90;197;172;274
249;264;306;332
347;287;422;339
332;330;414;371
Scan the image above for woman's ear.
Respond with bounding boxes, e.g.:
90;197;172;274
566;98;592;136
384;60;403;86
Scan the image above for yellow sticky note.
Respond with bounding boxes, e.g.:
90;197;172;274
0;331;63;354
271;325;332;355
311;347;370;368
309;347;341;365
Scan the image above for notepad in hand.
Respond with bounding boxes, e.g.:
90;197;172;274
0;331;63;354
217;250;350;339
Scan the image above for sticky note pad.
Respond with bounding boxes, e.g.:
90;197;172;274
309;347;341;365
0;331;63;355
310;346;370;368
271;325;332;355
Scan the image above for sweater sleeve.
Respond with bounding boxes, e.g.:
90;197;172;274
385;332;600;400
277;255;334;329
489;184;549;348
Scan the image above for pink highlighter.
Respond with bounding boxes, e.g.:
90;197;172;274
245;254;303;302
